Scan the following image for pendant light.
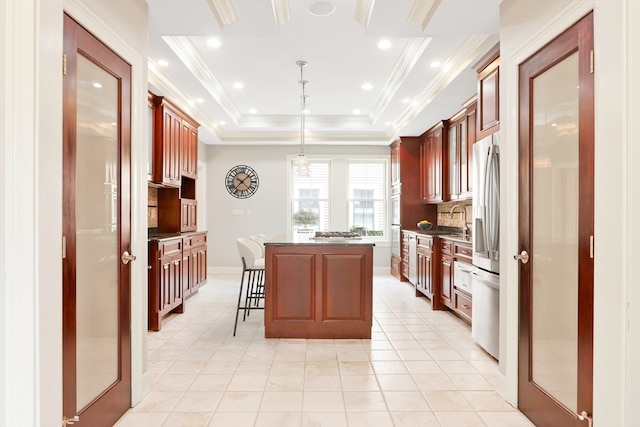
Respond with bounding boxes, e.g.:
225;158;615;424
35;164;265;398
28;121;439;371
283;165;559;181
294;60;310;177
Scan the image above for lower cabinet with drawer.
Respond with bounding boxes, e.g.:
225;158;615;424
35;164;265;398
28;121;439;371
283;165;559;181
453;288;472;323
148;231;208;331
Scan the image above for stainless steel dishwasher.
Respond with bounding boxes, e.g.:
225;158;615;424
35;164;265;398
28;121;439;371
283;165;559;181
408;233;418;285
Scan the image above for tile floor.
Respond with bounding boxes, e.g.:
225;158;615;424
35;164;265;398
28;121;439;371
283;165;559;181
115;274;534;427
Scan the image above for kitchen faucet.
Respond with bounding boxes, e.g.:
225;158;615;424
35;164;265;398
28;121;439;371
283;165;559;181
449;204;469;237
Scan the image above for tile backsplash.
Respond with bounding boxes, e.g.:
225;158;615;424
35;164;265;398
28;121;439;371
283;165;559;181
437;200;472;230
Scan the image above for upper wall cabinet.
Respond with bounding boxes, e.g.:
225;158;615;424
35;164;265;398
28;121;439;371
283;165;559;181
474;44;500;140
148;92;200;187
420;121;447;204
447;99;476;201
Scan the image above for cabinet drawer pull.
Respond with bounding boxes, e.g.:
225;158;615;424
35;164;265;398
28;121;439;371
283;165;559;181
173;260;180;265
163;265;169;270
462;304;471;309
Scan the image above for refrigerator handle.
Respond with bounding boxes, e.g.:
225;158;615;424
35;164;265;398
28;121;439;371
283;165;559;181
486;146;500;259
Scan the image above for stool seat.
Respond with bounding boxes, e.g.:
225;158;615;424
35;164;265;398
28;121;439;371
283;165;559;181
233;238;266;336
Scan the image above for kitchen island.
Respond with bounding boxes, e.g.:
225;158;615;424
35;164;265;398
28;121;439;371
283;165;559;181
264;239;374;339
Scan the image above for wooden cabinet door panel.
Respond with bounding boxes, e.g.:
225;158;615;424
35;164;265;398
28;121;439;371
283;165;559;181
441;257;453;308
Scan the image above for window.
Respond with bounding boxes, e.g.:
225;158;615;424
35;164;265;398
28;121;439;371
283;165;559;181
291;161;329;232
348;162;386;237
289;157;387;240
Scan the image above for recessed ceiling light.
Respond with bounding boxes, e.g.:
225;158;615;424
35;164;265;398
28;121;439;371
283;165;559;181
157;59;169;67
361;83;373;91
353;109;361;115
233;82;244;89
207;38;221;48
385;121;391;126
303;109;310;114
196;98;204;103
249;108;258;114
378;40;392;50
92;82;102;88
309;1;335;16
219;120;226;125
402;98;411;104
430;61;442;68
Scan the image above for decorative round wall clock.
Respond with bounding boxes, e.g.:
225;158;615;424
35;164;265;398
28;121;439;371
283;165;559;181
225;165;259;199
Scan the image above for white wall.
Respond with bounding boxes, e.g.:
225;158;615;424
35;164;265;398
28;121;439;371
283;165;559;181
499;0;640;424
205;144;391;273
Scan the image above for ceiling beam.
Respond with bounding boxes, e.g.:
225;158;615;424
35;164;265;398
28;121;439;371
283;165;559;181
354;0;375;28
407;0;441;31
206;0;238;29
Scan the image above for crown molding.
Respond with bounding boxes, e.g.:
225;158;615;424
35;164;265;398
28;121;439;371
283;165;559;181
354;0;375;28
407;0;441;31
206;0;238;29
271;0;291;27
393;34;497;132
369;37;432;125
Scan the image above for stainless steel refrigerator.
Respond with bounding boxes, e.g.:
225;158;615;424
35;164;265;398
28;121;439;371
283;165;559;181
471;132;500;359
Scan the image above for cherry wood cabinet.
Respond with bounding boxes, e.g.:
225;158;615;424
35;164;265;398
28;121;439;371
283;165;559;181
390;137;437;280
148;237;184;331
391;254;401;280
474;43;500;140
182;232;207;300
401;231;410;279
420;121;447;203
440;239;454;309
181;119;198;179
148;231;208;331
416;235;436;303
447;101;476;200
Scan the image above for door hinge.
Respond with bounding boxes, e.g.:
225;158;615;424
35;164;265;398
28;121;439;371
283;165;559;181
590;49;594;74
62;235;66;259
63;53;67;76
589;235;594;259
62;415;79;426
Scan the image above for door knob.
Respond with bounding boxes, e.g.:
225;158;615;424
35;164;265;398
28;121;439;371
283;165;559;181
513;250;529;264
121;251;137;265
578;410;593;427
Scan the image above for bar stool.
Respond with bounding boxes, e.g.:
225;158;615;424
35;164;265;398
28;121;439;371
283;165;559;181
233;238;265;336
249;235;267;257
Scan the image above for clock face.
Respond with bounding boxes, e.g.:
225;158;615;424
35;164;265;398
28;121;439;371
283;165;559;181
225;165;259;199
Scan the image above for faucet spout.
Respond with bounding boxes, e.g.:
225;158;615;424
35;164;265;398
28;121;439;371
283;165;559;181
449;204;469;237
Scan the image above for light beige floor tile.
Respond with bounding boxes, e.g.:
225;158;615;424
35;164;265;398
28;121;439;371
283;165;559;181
462;391;517;411
383;331;415;341
404;360;444;375
423;390;474;411
376;374;418;391
178;348;216;361
234;360;272;375
254;411;301;427
216;391;263;412
369;340;394;350
478;411;536;426
336;361;372;376
173;392;222;413
391;411;440;426
382;390;431;412
437;360;478;374
396;348;432;360
188;374;232;392
259;391;303;412
161;412;213;427
469;359;500;374
370;360;408;374
273;349;306;361
301;411;348;427
148;349;184;361
263;373;303;391
413;373;457;391
380;323;409;332
270;360;305;375
131;392;183;413
343;391;387;411
305;360;340;376
390;339;424;350
435;411;488;426
340;374;380;391
447;373;494;390
336;349;370;361
303;374;341;391
115;412;169;426
412;331;443;340
167;360;206;375
208;411;256;426
227;373;268;391
421;339;455;350
346;411;395;427
200;359;239;375
152;374;196;392
427;349;465;361
303;391;345;412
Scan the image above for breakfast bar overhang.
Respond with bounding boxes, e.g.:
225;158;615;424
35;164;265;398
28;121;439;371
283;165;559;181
264;240;374;339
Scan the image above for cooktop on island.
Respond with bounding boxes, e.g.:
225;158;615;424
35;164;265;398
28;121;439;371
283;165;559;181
312;231;362;240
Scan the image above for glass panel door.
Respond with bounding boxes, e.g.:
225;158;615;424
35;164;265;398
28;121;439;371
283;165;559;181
75;54;120;411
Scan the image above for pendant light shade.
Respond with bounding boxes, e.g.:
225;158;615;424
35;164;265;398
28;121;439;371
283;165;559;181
295;60;310;177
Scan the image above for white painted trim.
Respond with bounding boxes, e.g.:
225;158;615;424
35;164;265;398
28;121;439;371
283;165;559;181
499;0;594;407
0;2;40;424
624;1;640;423
64;0;149;406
